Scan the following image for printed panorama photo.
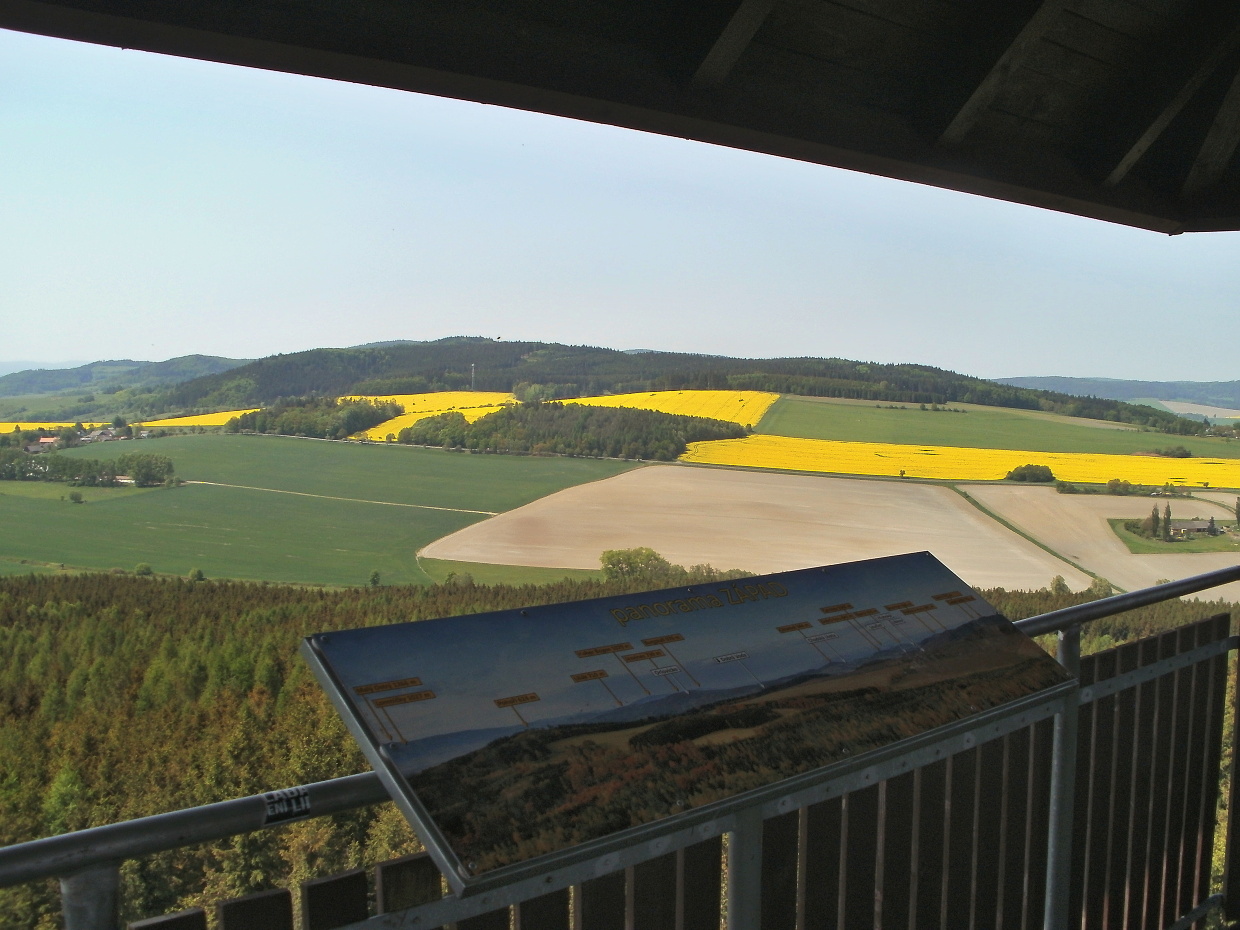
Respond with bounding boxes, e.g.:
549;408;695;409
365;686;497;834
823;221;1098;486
307;552;1070;874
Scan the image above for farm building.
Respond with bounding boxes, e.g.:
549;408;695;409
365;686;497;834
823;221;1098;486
1170;518;1216;536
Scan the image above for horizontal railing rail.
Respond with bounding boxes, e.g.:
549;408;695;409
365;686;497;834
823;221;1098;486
1014;564;1240;636
0;774;387;890
2;564;1238;929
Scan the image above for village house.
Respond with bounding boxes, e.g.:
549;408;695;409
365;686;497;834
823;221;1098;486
1169;519;1214;538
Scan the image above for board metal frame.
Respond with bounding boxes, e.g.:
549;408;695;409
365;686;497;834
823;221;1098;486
302;555;1071;897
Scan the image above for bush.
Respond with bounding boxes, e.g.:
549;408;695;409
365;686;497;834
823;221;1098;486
134;563;153;576
1005;464;1055;482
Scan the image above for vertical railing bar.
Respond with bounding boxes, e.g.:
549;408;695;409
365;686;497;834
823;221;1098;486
838;793;850;930
1135;639;1160;927
968;749;981;930
1158;633;1185;928
1077;649;1100;930
1144;631;1177;928
995;733;1010;930
60;862;120;930
1098;648;1124;930
1221;634;1240;922
907;767;922;930
794;807;808;930
726;805;762;930
1138;638;1161;929
1021;726;1036;930
1195;619;1225;909
1118;643;1145;928
1173;627;1204;916
874;781;887;930
939;760;952;930
1043;625;1079;930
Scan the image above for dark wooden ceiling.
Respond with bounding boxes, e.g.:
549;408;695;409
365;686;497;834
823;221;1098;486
5;0;1240;233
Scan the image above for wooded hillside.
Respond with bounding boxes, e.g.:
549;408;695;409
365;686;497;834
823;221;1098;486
156;338;1200;434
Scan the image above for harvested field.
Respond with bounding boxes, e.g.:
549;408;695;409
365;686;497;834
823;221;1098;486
1160;401;1240;420
965;485;1240;599
420;465;1091;591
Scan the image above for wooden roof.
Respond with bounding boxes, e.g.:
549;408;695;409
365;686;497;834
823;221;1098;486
4;0;1240;233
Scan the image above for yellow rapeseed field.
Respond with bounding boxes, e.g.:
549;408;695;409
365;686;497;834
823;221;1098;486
348;392;515;440
564;390;778;427
351;389;776;439
1;422;105;432
681;434;1240;488
137;410;260;428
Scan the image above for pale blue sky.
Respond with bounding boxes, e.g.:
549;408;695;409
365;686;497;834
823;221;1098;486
3;27;1238;381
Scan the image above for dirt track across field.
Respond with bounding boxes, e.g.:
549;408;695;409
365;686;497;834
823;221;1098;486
420;465;1091;591
966;485;1240;599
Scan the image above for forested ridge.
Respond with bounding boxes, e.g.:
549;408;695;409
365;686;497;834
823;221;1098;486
155;338;1200;434
394;403;747;459
0;573;1229;926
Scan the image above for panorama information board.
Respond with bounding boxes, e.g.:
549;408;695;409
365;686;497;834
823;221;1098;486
303;552;1069;889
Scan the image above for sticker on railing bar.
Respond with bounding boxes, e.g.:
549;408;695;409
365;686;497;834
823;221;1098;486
263;786;310;824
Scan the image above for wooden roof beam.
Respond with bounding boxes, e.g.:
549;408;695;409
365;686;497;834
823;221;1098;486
939;0;1074;147
692;0;776;88
1183;62;1240;194
1105;26;1240;187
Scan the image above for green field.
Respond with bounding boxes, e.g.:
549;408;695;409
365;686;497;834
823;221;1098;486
0;436;638;585
757;395;1240;457
1108;518;1240;554
0;558;59;576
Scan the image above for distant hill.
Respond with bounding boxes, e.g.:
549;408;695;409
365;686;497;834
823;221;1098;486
0;355;253;397
997;377;1240;410
0;360;89;378
159;337;1201;435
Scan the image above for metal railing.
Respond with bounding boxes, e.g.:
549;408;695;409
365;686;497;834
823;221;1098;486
3;565;1240;930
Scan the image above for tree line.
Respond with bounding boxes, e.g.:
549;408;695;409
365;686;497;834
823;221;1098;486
394;403;748;459
0;450;174;486
224;397;401;440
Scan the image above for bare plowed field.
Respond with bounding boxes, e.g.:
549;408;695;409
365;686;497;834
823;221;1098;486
966;485;1240;599
420;466;1090;591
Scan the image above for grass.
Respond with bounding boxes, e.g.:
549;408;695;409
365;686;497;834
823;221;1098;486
756;395;1240;458
0;435;639;586
1108;518;1240;554
58;434;638;513
0;482;151;503
0;557;61;576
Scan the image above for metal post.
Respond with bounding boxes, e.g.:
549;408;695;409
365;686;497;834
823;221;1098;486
60;862;120;930
1043;625;1080;930
1222;637;1240;922
727;807;763;930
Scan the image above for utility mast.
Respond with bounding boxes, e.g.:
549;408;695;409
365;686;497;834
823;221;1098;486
471;363;476;391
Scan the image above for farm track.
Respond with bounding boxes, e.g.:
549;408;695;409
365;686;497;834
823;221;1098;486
185;481;498;515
